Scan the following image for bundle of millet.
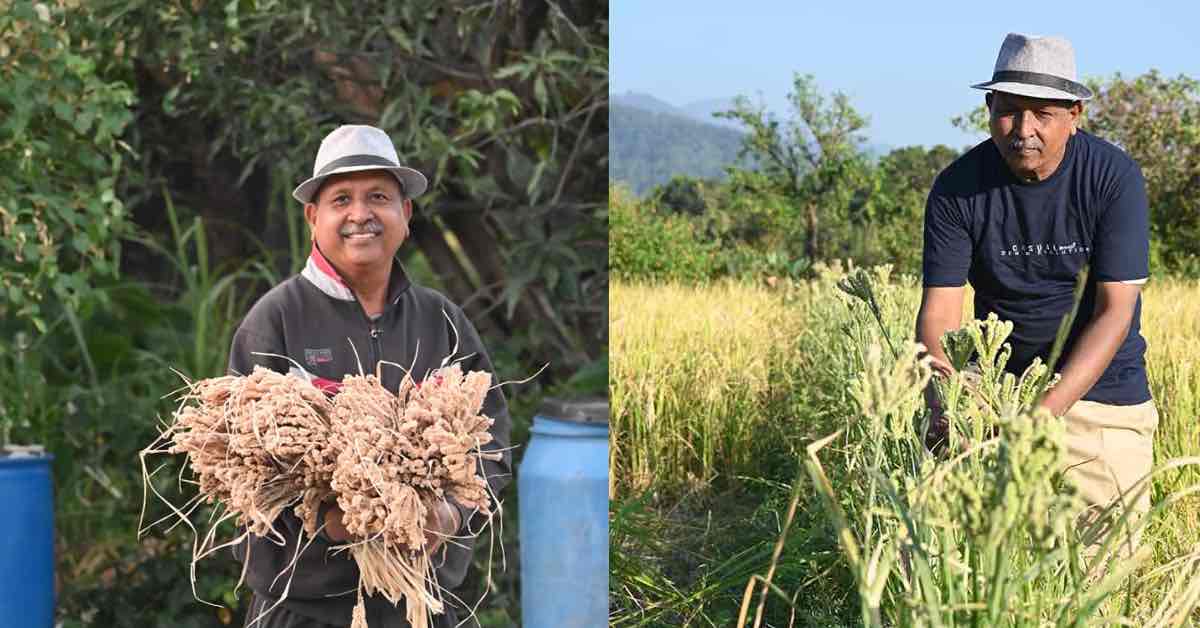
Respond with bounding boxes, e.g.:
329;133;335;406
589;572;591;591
142;361;501;627
329;363;501;628
146;366;336;545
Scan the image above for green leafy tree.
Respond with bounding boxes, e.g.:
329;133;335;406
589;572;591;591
862;145;960;273
96;0;608;374
1085;72;1200;274
0;2;135;332
609;183;716;283
0;3;607;626
718;73;869;262
652;175;709;215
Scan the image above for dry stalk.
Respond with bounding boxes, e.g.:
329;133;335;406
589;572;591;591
330;363;499;626
142;362;502;628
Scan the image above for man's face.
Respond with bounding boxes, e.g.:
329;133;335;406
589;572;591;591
987;91;1082;181
304;170;412;276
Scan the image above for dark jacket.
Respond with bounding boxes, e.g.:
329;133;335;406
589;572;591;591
227;245;512;626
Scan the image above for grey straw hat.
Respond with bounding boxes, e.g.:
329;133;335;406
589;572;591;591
293;125;428;204
971;33;1094;101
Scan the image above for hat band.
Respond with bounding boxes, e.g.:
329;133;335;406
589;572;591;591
991;70;1090;99
316;154;399;177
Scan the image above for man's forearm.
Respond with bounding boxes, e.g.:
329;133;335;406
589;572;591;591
916;316;957;409
1039;308;1133;416
916;312;957;373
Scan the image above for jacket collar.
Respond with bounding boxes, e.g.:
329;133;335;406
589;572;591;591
300;243;412;305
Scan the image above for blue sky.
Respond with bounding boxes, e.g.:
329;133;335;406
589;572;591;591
610;1;1200;150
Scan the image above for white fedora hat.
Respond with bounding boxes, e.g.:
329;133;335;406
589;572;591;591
971;33;1093;101
293;125;428;204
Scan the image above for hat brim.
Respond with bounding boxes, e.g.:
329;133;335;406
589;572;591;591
971;80;1093;102
293;165;429;204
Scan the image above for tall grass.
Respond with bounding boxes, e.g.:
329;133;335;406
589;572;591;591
611;264;924;496
610;279;809;493
130;186;279;379
610;270;1200;624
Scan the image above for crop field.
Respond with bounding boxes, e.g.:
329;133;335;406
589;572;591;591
610;264;1200;626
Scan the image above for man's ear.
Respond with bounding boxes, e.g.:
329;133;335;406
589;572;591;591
402;198;413;223
1069;100;1083;135
304;203;318;241
985;92;994;110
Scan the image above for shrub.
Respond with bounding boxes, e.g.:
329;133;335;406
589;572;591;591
610;184;717;283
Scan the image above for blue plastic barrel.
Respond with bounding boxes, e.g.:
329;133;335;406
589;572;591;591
519;398;608;628
0;450;55;628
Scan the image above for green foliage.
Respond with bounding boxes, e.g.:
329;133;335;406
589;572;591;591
2;3;599;625
1085;71;1200;275
0;186;281;624
858;145;960;272
91;0;607;375
718;73;868;261
609;103;748;195
609;184;717;283
608;140;960;283
0;2;135;332
652;175;709;215
0;275;250;627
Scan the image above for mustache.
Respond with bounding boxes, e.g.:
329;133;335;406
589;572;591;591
1007;139;1043;152
340;221;383;236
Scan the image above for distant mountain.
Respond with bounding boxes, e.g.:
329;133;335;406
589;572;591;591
611;91;681;116
609;91;897;193
679;97;745;130
612;92;746;129
609;101;748;196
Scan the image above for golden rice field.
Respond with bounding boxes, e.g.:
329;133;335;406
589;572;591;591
611;269;1200;625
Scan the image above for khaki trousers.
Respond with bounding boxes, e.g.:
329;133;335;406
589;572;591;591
1061;399;1159;550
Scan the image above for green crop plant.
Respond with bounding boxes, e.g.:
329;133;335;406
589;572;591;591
612;270;1200;626
794;270;1200;627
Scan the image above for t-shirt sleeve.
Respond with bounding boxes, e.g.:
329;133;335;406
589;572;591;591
922;184;973;287
1091;163;1150;283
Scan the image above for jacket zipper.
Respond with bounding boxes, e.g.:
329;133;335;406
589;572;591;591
369;324;382;370
346;288;383;372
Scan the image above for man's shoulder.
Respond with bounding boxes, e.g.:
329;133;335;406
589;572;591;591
403;280;468;320
1074;129;1139;171
406;280;453;305
237;274;310;329
931;138;997;198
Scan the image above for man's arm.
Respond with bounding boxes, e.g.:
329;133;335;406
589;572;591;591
1041;156;1149;415
1038;281;1141;416
916;286;966;377
916;286;966;411
228;323;289;377
919;177;972;389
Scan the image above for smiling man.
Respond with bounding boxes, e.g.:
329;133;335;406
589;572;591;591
915;34;1156;544
228;125;512;627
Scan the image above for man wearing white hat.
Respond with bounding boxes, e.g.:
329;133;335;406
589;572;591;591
228;125;512;627
916;34;1156;544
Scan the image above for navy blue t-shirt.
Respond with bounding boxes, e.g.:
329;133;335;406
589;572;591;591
922;130;1151;405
